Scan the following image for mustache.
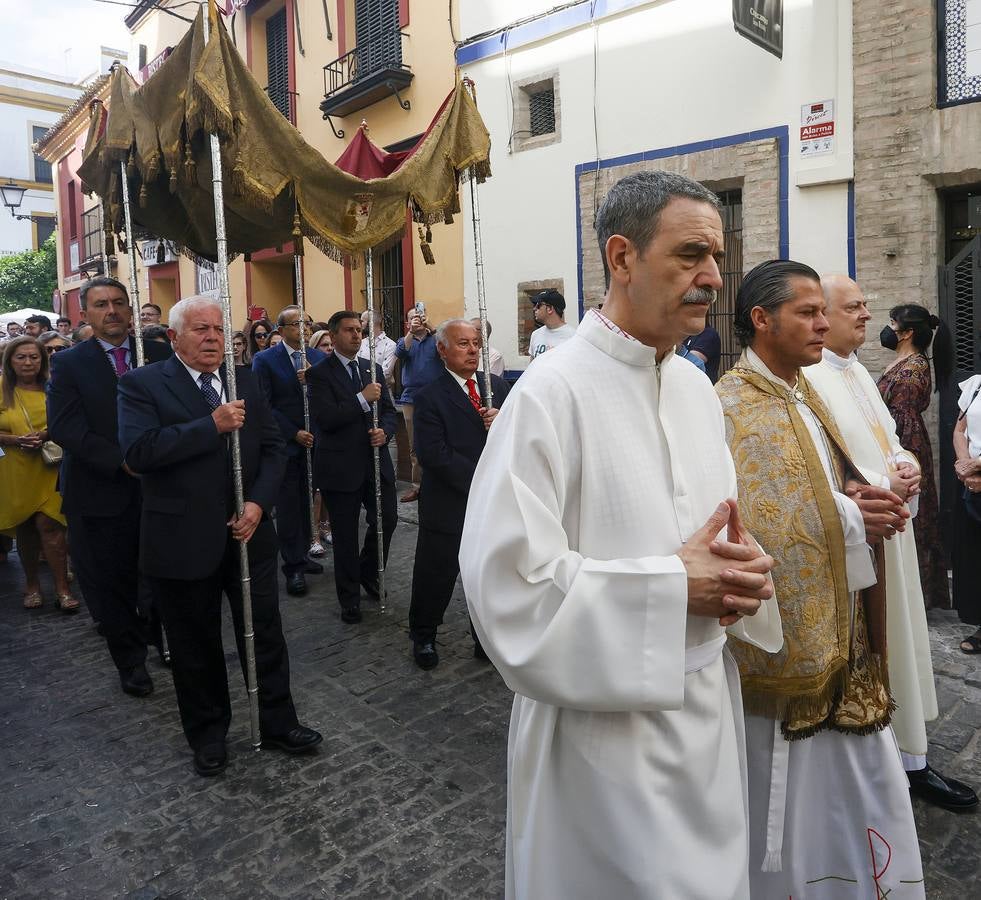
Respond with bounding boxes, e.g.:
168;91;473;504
682;287;717;305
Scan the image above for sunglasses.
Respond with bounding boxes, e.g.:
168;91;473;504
254;331;269;340
46;345;69;354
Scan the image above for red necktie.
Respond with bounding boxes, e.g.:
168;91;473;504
466;377;481;411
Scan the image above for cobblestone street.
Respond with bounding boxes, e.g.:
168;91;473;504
0;511;979;898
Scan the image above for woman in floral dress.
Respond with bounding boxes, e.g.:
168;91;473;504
877;304;952;612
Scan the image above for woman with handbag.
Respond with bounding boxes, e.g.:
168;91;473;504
0;336;76;612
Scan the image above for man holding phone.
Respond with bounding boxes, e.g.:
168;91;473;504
394;302;443;502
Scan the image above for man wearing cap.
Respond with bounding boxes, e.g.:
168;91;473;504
528;290;576;359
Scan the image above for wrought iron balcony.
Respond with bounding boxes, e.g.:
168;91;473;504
320;29;412;136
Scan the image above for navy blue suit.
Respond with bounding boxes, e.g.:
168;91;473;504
47;335;170;673
409;370;509;643
252;341;327;575
117;357;298;750
307;352;398;611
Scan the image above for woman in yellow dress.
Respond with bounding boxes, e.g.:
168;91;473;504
0;336;76;611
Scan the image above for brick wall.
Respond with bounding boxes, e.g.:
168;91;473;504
577;138;782;308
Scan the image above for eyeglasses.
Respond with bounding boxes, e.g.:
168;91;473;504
45;345;69;354
283;320;314;328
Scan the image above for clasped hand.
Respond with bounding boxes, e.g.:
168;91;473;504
679;499;775;627
844;479;909;542
212;399;245;434
16;431;43;450
228;501;262;543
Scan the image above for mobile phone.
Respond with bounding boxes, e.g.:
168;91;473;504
415;301;426;316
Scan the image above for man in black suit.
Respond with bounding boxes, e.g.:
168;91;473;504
252;305;328;596
118;295;321;777
48;276;171;698
307;310;398;624
409;319;509;669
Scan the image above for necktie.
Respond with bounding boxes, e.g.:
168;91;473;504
349;360;362;388
466;377;482;412
291;350;303;372
109;346;128;376
199;372;221;410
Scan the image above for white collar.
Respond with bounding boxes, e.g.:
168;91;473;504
333;349;358;367
820;347;858;371
445;367;476;390
176;353;221;387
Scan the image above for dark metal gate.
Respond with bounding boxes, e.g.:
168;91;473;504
938;234;981;552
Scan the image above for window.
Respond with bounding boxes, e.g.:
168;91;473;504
528;87;556;137
67;182;78;240
32;126;51;183
939;0;981;105
368;241;404;339
704;189;743;377
35;216;55;249
512;73;561;152
355;0;402;77
266;7;291;120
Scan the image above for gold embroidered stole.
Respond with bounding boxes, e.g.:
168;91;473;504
716;363;891;738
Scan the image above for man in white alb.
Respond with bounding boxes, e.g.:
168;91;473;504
460;171;782;899
526;289;576;359
807;274;977;812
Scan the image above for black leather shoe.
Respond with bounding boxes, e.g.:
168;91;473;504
285;572;308;596
413;641;439;670
193;742;227;777
908;764;979;811
119;664;154;697
473;641;489;662
304;560;324;575
360;577;381;602
263;725;323;755
341;606;362;624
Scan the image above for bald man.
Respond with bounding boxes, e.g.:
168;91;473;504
806;274;976;811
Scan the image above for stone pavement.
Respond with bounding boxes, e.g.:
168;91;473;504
1;515;979;898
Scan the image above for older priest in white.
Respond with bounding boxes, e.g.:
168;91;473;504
460;172;781;899
807;274;977;812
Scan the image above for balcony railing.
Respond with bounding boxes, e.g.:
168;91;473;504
320;29;413;132
265;87;298;126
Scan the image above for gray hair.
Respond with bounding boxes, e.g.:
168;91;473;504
435;317;478;350
470;317;492;339
277;305;302;326
37;330;65;345
169;295;223;335
595;171;720;273
360;309;383;325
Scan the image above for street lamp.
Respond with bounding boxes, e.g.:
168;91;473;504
1;179;56;224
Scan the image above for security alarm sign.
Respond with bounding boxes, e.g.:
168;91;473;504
801;100;835;157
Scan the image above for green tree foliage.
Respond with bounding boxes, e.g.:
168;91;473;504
0;235;58;314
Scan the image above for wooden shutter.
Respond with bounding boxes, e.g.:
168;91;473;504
354;0;401;78
266;7;290;119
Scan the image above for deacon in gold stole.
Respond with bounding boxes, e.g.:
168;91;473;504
716;260;926;899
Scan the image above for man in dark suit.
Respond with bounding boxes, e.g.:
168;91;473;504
252;305;327;596
118;295;321;777
307;310;398;624
48;276;171;698
408;319;509;669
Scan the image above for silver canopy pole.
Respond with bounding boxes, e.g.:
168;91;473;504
204;6;262;752
293;250;318;548
468;172;492;409
97;197;110;277
365;250;387;612
118;161;146;368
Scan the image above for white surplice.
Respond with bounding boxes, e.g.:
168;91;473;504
459;312;783;900
738;351;924;899
807;349;938;762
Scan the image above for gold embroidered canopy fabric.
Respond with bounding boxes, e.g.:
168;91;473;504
78;5;491;263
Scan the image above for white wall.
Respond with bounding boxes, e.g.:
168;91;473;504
459;0;855;370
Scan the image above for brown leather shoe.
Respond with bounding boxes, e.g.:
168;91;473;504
400;487;420;503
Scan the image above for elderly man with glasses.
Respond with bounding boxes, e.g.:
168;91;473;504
252;305;329;596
